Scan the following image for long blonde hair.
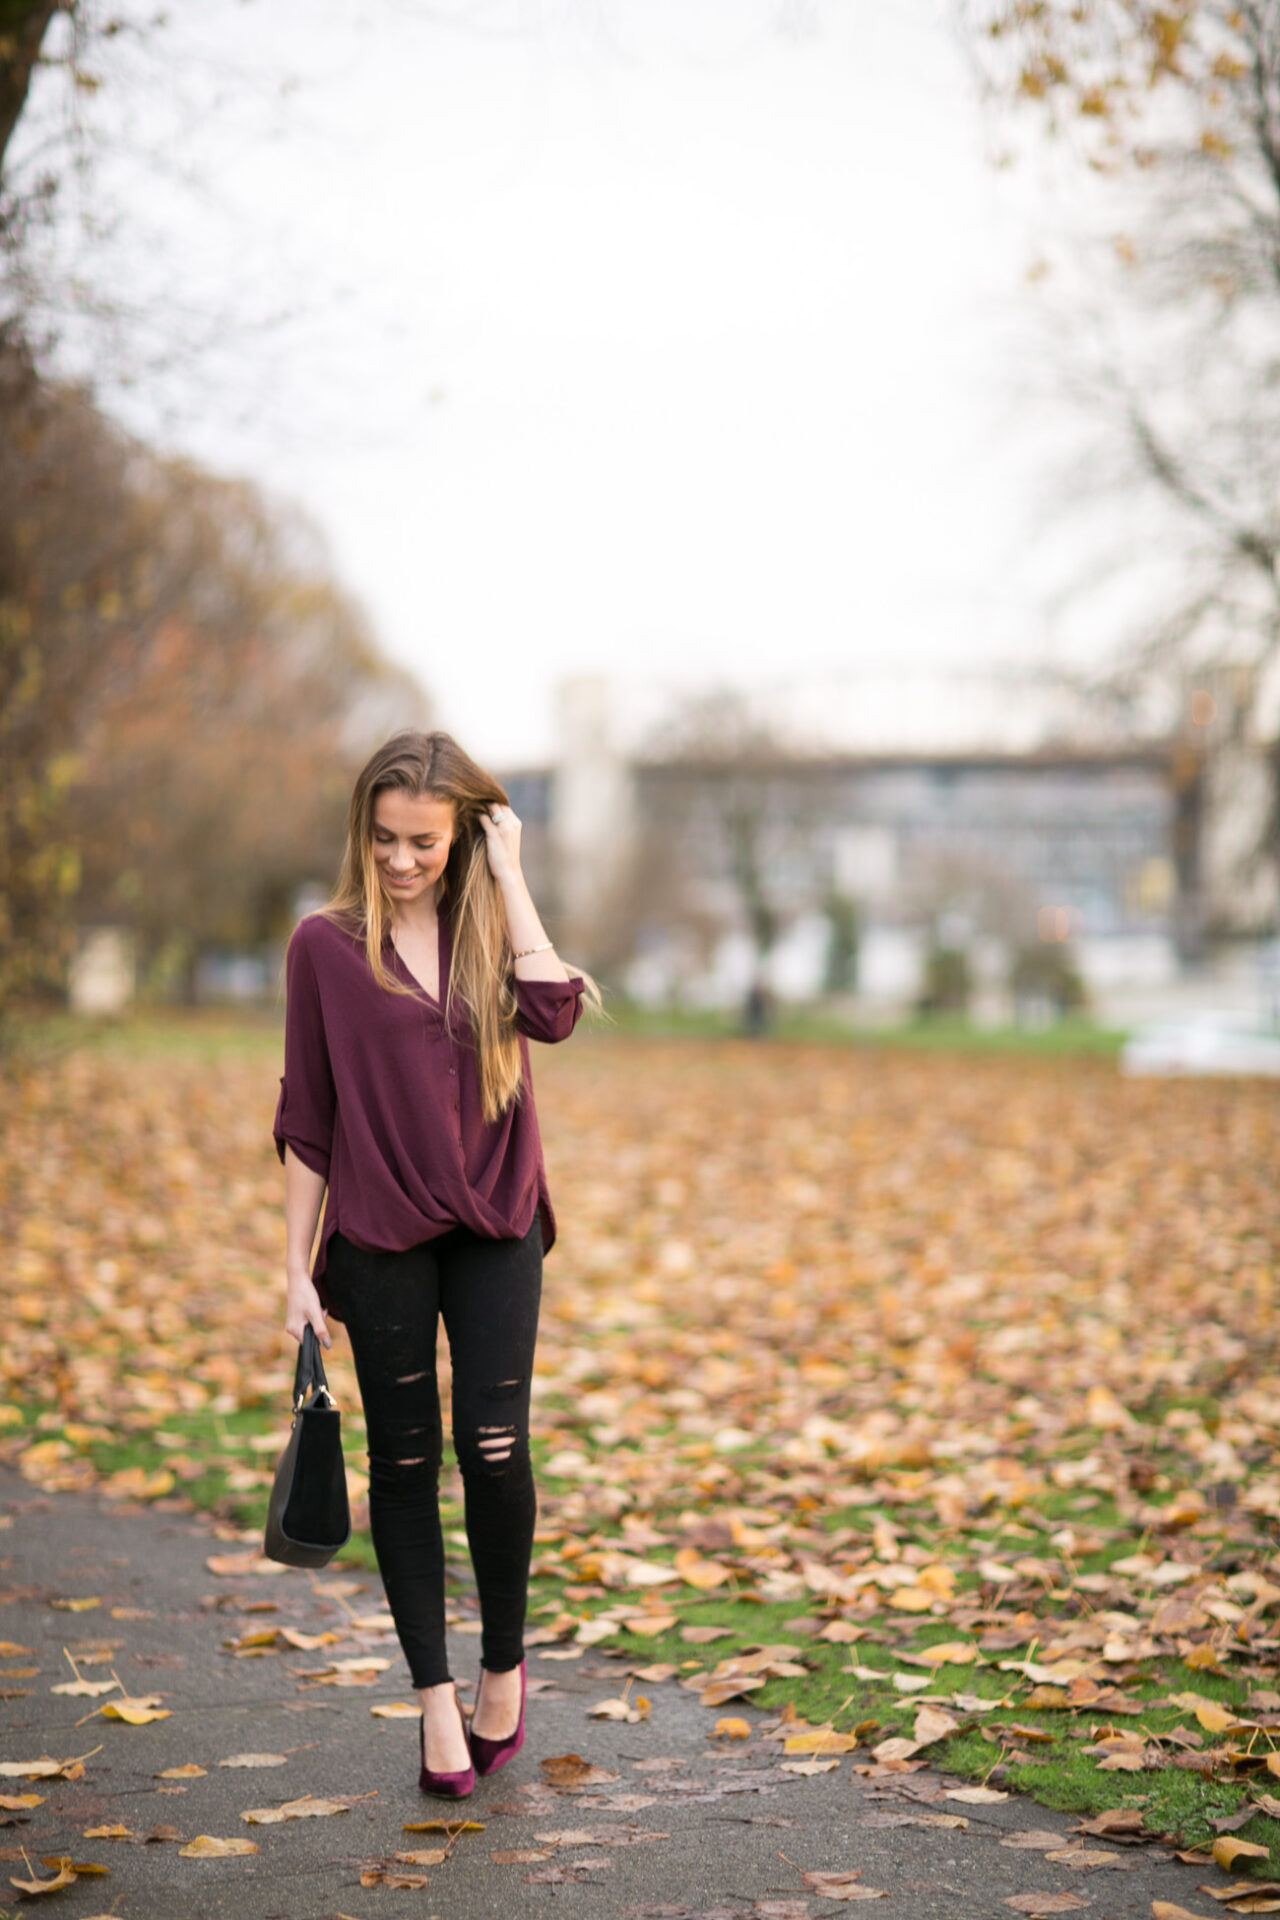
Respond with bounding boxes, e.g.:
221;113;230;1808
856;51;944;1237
324;730;537;1122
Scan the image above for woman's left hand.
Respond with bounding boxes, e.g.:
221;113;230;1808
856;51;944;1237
479;803;522;881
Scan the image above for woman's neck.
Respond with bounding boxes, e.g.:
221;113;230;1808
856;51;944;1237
388;886;441;937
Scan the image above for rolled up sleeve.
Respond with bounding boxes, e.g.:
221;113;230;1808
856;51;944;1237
513;972;585;1044
273;924;336;1174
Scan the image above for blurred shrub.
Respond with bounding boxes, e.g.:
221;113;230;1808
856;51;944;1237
918;943;972;1016
822;892;860;995
1010;941;1087;1023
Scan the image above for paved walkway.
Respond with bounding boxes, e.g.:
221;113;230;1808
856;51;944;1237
0;1469;1235;1920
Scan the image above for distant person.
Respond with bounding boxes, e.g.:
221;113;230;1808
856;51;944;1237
275;731;593;1798
743;975;772;1036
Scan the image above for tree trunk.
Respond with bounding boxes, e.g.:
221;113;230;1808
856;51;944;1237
0;0;60;181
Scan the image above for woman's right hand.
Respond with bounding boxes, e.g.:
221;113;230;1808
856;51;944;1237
285;1271;331;1349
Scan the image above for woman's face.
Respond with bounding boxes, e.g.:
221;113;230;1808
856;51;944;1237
371;789;456;906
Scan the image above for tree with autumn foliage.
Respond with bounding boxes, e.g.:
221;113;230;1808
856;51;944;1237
0;333;427;1012
966;1;1280;916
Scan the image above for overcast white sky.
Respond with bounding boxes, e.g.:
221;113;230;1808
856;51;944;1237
18;0;1073;767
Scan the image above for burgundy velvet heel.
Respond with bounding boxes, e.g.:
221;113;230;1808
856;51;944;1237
470;1659;527;1778
418;1689;475;1798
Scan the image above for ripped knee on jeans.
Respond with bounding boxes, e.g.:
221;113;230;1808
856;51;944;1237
476;1423;518;1468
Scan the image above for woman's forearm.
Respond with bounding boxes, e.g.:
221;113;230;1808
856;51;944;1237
284;1146;328;1279
498;867;573;983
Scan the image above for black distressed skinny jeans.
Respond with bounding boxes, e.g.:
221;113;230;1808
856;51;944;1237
323;1220;542;1690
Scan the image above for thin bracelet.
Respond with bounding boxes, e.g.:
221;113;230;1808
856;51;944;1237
514;941;554;960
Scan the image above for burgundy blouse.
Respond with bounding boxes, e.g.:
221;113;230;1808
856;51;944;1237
273;909;584;1316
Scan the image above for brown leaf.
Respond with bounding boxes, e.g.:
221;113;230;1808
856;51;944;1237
540;1754;619;1788
492;1848;553;1864
795;1866;887;1901
587;1696;650;1723
1001;1898;1089;1915
1044;1847;1120;1868
240;1797;351;1824
361;1869;429;1888
699;1675;768;1707
1074;1808;1148;1838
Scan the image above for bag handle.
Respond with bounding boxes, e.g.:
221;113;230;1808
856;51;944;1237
293;1323;337;1412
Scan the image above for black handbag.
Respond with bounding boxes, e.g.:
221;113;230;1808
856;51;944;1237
263;1325;352;1568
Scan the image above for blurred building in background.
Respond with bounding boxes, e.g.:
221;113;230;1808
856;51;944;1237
521;672;1279;1029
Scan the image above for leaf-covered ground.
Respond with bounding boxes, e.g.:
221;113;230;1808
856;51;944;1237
5;1019;1280;1886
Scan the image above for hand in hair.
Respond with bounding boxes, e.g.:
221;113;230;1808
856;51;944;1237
479;803;522;881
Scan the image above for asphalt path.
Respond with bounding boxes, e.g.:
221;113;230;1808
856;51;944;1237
0;1469;1241;1920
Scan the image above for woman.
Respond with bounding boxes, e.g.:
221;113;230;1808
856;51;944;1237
274;729;589;1798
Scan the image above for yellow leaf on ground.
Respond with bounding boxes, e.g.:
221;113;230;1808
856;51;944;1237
396;1849;447;1865
781;1758;841;1775
915;1641;978;1666
623;1615;676;1638
0;1794;44;1810
888;1589;936;1612
712;1717;752;1739
179;1835;259;1857
673;1547;732;1590
218;1754;288;1769
1213;1836;1272;1869
784;1729;861;1755
9;1859;77;1896
1197;1704;1251;1734
402;1820;485;1833
155;1765;206;1779
49;1598;100;1613
371;1702;421;1718
98;1700;169;1725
